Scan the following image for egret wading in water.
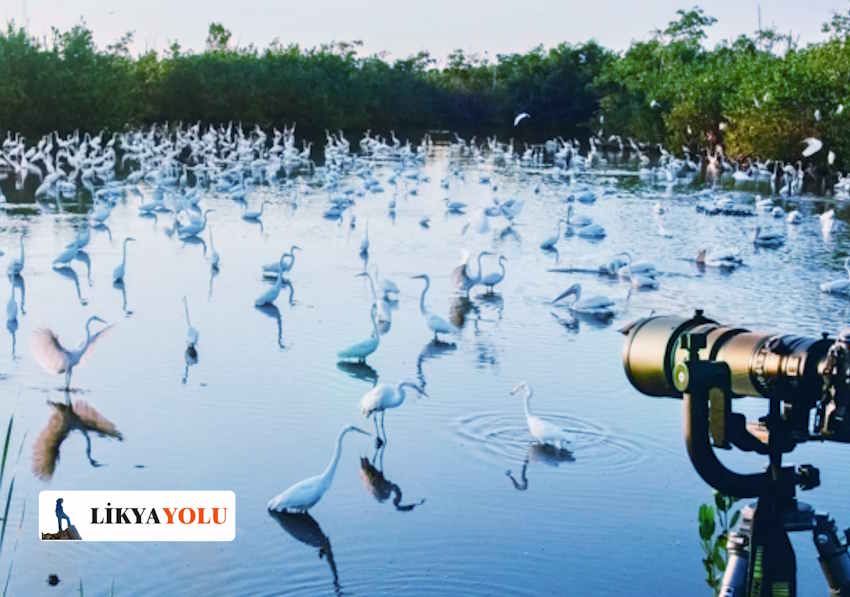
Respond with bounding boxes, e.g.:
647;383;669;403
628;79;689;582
451;250;493;295
481;255;507;293
267;425;371;513
242;199;267;221
337;303;380;362
511;382;570;450
262;245;301;279
412;274;459;341
8;232;24;277
255;253;290;307
30;316;112;390
112;237;136;283
359;381;427;446
183;296;198;349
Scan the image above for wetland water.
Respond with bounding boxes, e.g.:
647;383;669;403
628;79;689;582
1;142;849;595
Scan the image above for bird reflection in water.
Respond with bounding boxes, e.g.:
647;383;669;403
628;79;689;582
448;294;478;330
416;339;457;392
32;393;123;480
255;303;285;349
208;266;218;299
74;250;93;287
269;510;341;596
53;265;88;306
181;235;207;257
336;361;378;386
113;279;133;316
92;222;112;243
9;274;25;315
475;291;504;321
359;444;426;512
182;345;198;385
6;317;17;358
505;443;575;491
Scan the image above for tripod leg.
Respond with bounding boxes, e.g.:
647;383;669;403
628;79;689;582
719;530;750;596
814;514;850;596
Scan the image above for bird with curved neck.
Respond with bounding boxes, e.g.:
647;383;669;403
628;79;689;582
30;315;111;390
359;380;427;446
112;237;136;283
337;302;379;362
451;250;493;295
178;209;214;239
267;425;371;512
262;245;301;278
412;273;459;341
242;199;267;221
7;233;24;277
356;270;391;325
481;255;507;293
255;252;289;307
511;382;570;449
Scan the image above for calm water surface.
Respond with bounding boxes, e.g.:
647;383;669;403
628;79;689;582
1;147;849;595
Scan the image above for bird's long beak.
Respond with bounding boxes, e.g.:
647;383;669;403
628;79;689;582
92;316;107;325
350;426;371;436
510;383;525;396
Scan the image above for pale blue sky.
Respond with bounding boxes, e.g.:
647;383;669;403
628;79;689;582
4;0;846;58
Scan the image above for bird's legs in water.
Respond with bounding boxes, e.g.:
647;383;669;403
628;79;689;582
372;414;383;448
63;370;72;392
380;411;387;446
505;457;529;491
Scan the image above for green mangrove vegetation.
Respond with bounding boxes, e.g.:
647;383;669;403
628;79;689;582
0;6;850;168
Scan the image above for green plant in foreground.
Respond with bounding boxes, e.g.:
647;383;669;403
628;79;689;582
698;492;741;594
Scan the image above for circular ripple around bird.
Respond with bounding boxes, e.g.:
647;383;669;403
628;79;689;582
453;410;649;473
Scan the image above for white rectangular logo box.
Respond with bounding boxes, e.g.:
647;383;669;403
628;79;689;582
39;491;235;542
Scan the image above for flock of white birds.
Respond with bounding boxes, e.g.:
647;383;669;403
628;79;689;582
0;119;845;512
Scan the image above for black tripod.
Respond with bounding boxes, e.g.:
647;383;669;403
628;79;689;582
679;332;850;596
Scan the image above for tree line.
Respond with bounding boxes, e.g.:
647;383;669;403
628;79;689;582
1;6;849;170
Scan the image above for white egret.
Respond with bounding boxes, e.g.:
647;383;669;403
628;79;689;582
615;252;658;289
511;382;570;449
53;244;78;268
267;425;371;513
696;248;743;269
357;271;392;325
820;258;850;296
412;273;459;340
262;245;301;278
513;112;530;127
337;303;380;362
480;255;507;293
753;226;785;248
242;199;267;221
112;237;136;283
451;250;493;294
540;220;564;250
552;283;617;319
7;233;24;276
183;296;198;348
802;138;823;158
359;381;426;445
255;253;289;307
30;315;111;390
178;209;214;239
